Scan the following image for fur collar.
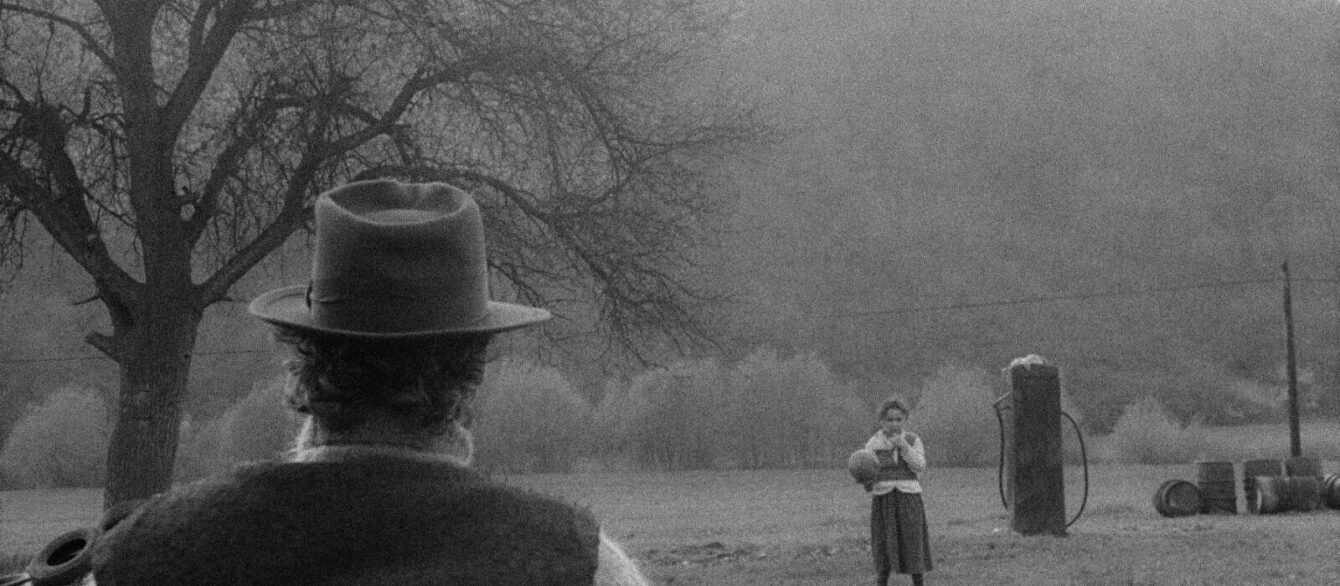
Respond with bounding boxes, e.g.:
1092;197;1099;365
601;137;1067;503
289;443;471;467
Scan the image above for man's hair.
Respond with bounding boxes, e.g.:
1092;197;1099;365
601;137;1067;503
275;327;491;435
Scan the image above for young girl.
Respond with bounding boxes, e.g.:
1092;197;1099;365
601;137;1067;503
863;397;932;586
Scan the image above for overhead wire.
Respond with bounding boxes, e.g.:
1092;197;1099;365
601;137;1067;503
0;348;269;364
1;274;1335;364
826;276;1288;319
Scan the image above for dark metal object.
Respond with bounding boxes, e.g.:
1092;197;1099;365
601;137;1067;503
1282;261;1300;458
1003;364;1068;536
993;395;1088;528
1152;479;1201;517
1;527;101;586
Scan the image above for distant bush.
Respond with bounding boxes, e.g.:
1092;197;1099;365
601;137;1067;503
1071;360;1288;433
589;374;654;471
472;359;593;473
912;364;1000;467
588;377;646;471
176;376;299;480
592;359;728;471
593;349;869;471
1108;396;1208;464
0;385;112;488
727;349;869;469
216;376;300;462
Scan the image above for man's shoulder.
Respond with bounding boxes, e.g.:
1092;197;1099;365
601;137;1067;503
220;458;595;525
101;458;595;540
94;458;601;584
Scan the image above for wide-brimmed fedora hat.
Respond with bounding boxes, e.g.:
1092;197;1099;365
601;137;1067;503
249;180;550;337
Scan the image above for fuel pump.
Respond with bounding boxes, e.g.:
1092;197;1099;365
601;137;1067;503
993;355;1088;536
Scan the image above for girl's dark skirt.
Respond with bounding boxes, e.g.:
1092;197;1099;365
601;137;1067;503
870;490;932;575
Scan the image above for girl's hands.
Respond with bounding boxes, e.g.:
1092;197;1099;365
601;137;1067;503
889;433;909;450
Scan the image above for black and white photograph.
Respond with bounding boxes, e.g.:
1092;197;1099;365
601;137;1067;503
1;1;1339;584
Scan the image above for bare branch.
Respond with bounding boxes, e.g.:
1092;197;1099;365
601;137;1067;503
185;82;293;245
245;0;329;22
187;0;223;57
0;3;117;71
160;0;256;137
194;143;323;306
0;99;141;307
0;157;139;299
348;159;722;358
194;66;440;305
314;68;459;157
196;198;309;307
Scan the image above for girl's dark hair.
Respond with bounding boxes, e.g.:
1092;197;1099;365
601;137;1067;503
877;397;910;419
276;326;491;435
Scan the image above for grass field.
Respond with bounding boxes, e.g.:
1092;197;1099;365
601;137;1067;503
3;462;1339;584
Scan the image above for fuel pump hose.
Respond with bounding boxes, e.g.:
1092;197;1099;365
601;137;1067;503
993;403;1090;528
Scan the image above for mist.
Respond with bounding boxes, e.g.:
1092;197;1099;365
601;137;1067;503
698;0;1340;428
4;0;1340;434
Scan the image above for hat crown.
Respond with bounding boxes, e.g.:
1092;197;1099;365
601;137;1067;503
309;181;488;334
248;180;550;337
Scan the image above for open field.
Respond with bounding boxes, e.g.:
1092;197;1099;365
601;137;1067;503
4;462;1339;584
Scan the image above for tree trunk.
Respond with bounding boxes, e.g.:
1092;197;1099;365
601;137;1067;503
103;298;201;507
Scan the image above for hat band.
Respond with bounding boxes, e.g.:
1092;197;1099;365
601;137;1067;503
309;277;489;334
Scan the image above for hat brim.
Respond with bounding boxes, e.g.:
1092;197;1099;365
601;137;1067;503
248;285;551;338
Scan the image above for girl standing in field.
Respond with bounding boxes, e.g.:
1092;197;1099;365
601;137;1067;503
863;397;932;586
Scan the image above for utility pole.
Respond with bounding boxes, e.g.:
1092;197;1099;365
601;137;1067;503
1283;261;1301;457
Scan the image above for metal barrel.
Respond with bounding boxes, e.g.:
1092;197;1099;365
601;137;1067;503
1322;473;1340;510
1196;461;1236;514
1253;476;1322;514
1241;459;1281;514
1284;456;1320;478
1254;475;1290;514
1153;479;1201;518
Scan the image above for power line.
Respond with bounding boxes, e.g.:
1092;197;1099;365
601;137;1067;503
826;276;1289;319
0;348;269;365
3;275;1337;363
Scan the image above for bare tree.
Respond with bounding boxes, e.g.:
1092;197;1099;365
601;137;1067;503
0;0;760;506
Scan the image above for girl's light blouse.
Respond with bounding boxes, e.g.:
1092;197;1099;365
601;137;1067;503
863;429;926;495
